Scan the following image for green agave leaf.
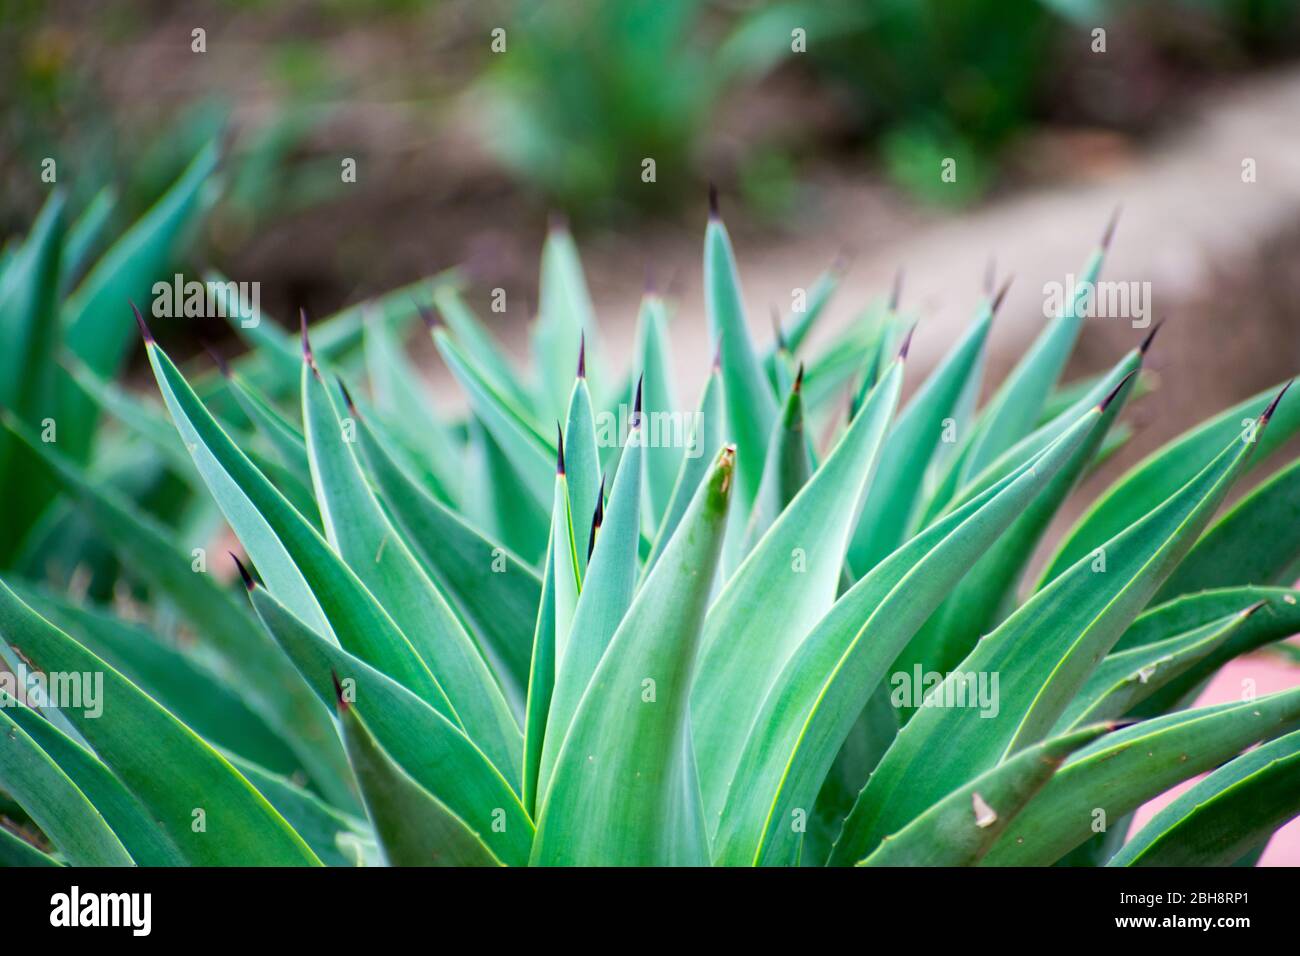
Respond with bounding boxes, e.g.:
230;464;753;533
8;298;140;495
927;236;1107;509
303;364;521;786
562;367;602;581
982;688;1300;865
1055;606;1261;732
1;412;351;808
221;751;371;867
1043;379;1300;584
0;698;134;866
895;354;1141;689
534;224;602;423
352;411;540;707
62;143;218;458
522;469;563;816
362;313;461;502
532;447;735;866
5;700;185;866
0;191;65;558
635;295;683;531
60;187;115;290
712;405;1104;866
433;286;534;412
0;823;60;867
741;371;812;556
220;364;311;484
705;204;779;508
0;579;321;865
551;450;582;664
539;415;645;800
848;302;994;575
693;357;903;828
338;690;503;867
799;306;890;421
146;334;453;716
1155;455;1300;602
434;327;554;510
13;584;301;778
832;395;1269;866
1109;728;1300;867
859;723;1115;867
246;580;534;865
1117;587;1300;719
645;363;722;574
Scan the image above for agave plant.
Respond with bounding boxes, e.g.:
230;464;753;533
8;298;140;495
1;187;1298;869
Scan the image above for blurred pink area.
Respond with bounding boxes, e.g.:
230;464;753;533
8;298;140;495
1131;648;1300;866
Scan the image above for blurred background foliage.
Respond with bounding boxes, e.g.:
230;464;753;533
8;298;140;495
2;0;1298;319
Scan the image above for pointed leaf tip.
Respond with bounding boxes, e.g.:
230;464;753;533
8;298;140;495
794;363;805;393
1099;368;1139;412
577;331;586;379
708;182;720;219
336;375;358;413
556;423;566;475
414;299;440;331
771;305;787;352
299;308;316;367
130;300;154;343
229;552;256;591
1101;205;1122;250
202;342;231;378
1139;317;1165;355
992;275;1014;315
633;373;644;426
1261;379;1293;424
898;324;916;360
548;209;570;234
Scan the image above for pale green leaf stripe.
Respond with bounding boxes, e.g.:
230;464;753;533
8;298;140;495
534;225;602;423
5;699;185;865
982;688;1300;865
1;413;352;808
636;294;683;532
833;420;1259;866
0;580;321;865
712;407;1102;866
353;412;540;707
248;583;534;865
533;448;735;865
705;213;779;507
147;339;452;715
0;822;60;867
435;328;554;509
563;374;601;581
302;366;521;786
645;365;723;574
340;699;503;867
1043;382;1300;583
522;473;562;817
693;358;903;830
1156;455;1300;602
849;305;993;575
860;724;1114;867
1054;608;1253;732
0;699;134;866
1109;728;1300;867
539;423;644;801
